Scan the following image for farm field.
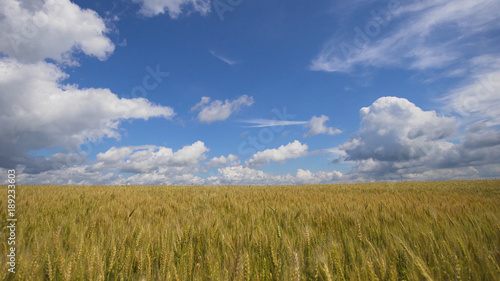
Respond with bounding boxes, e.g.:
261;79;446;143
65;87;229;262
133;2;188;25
1;180;500;280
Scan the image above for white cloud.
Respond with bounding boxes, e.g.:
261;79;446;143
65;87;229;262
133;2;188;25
170;141;210;166
304;115;342;137
10;149;347;185
208;165;344;185
135;0;211;18
19;158;496;185
295;169;343;184
210;165;284;185
246;140;309;168
124;172;205;185
240;115;339;137
208;154;239;167
337;96;500;180
90;141;209;174
310;0;500;73
0;58;175;172
340;97;456;162
442;70;500;127
240;119;308;128
192;95;254;124
190;96;211;112
13;166;126;185
210;50;238;65
8;153;348;185
0;0;115;64
12;165;207;186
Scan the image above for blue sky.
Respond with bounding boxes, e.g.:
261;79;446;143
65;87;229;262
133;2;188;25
1;0;500;185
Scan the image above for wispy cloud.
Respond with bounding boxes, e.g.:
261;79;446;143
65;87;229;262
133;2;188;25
240;119;308;128
310;0;500;73
210;50;239;65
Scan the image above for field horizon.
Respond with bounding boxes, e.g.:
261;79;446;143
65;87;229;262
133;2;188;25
10;178;500;187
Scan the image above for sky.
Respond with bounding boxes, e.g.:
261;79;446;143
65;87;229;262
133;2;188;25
1;0;500;185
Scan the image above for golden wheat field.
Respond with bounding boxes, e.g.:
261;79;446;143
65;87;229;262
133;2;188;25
1;180;500;280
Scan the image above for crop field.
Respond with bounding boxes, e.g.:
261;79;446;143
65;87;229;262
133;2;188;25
1;180;500;280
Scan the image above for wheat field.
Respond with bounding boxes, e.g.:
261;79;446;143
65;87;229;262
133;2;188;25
1;180;499;280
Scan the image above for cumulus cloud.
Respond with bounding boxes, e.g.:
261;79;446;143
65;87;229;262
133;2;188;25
208;165;285;185
295;169;343;184
0;58;175;173
124;172;205;185
310;0;500;73
135;0;211;18
191;95;254;124
0;0;115;64
304;115;342;137
337;96;500;180
246;140;309;168
207;165;344;185
89;141;209;174
340;97;456;162
208;154;239;167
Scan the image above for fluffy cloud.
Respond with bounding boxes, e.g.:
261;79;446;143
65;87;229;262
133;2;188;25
208;165;285;185
246;140;309;168
208;154;239;167
89;141;209;174
310;0;500;72
0;0;114;64
135;0;211;18
124;172;205;185
0;58;175;173
304;115;342;137
191;95;254;124
295;169;343;184
207;165;344;185
338;96;500;180
341;97;456;162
